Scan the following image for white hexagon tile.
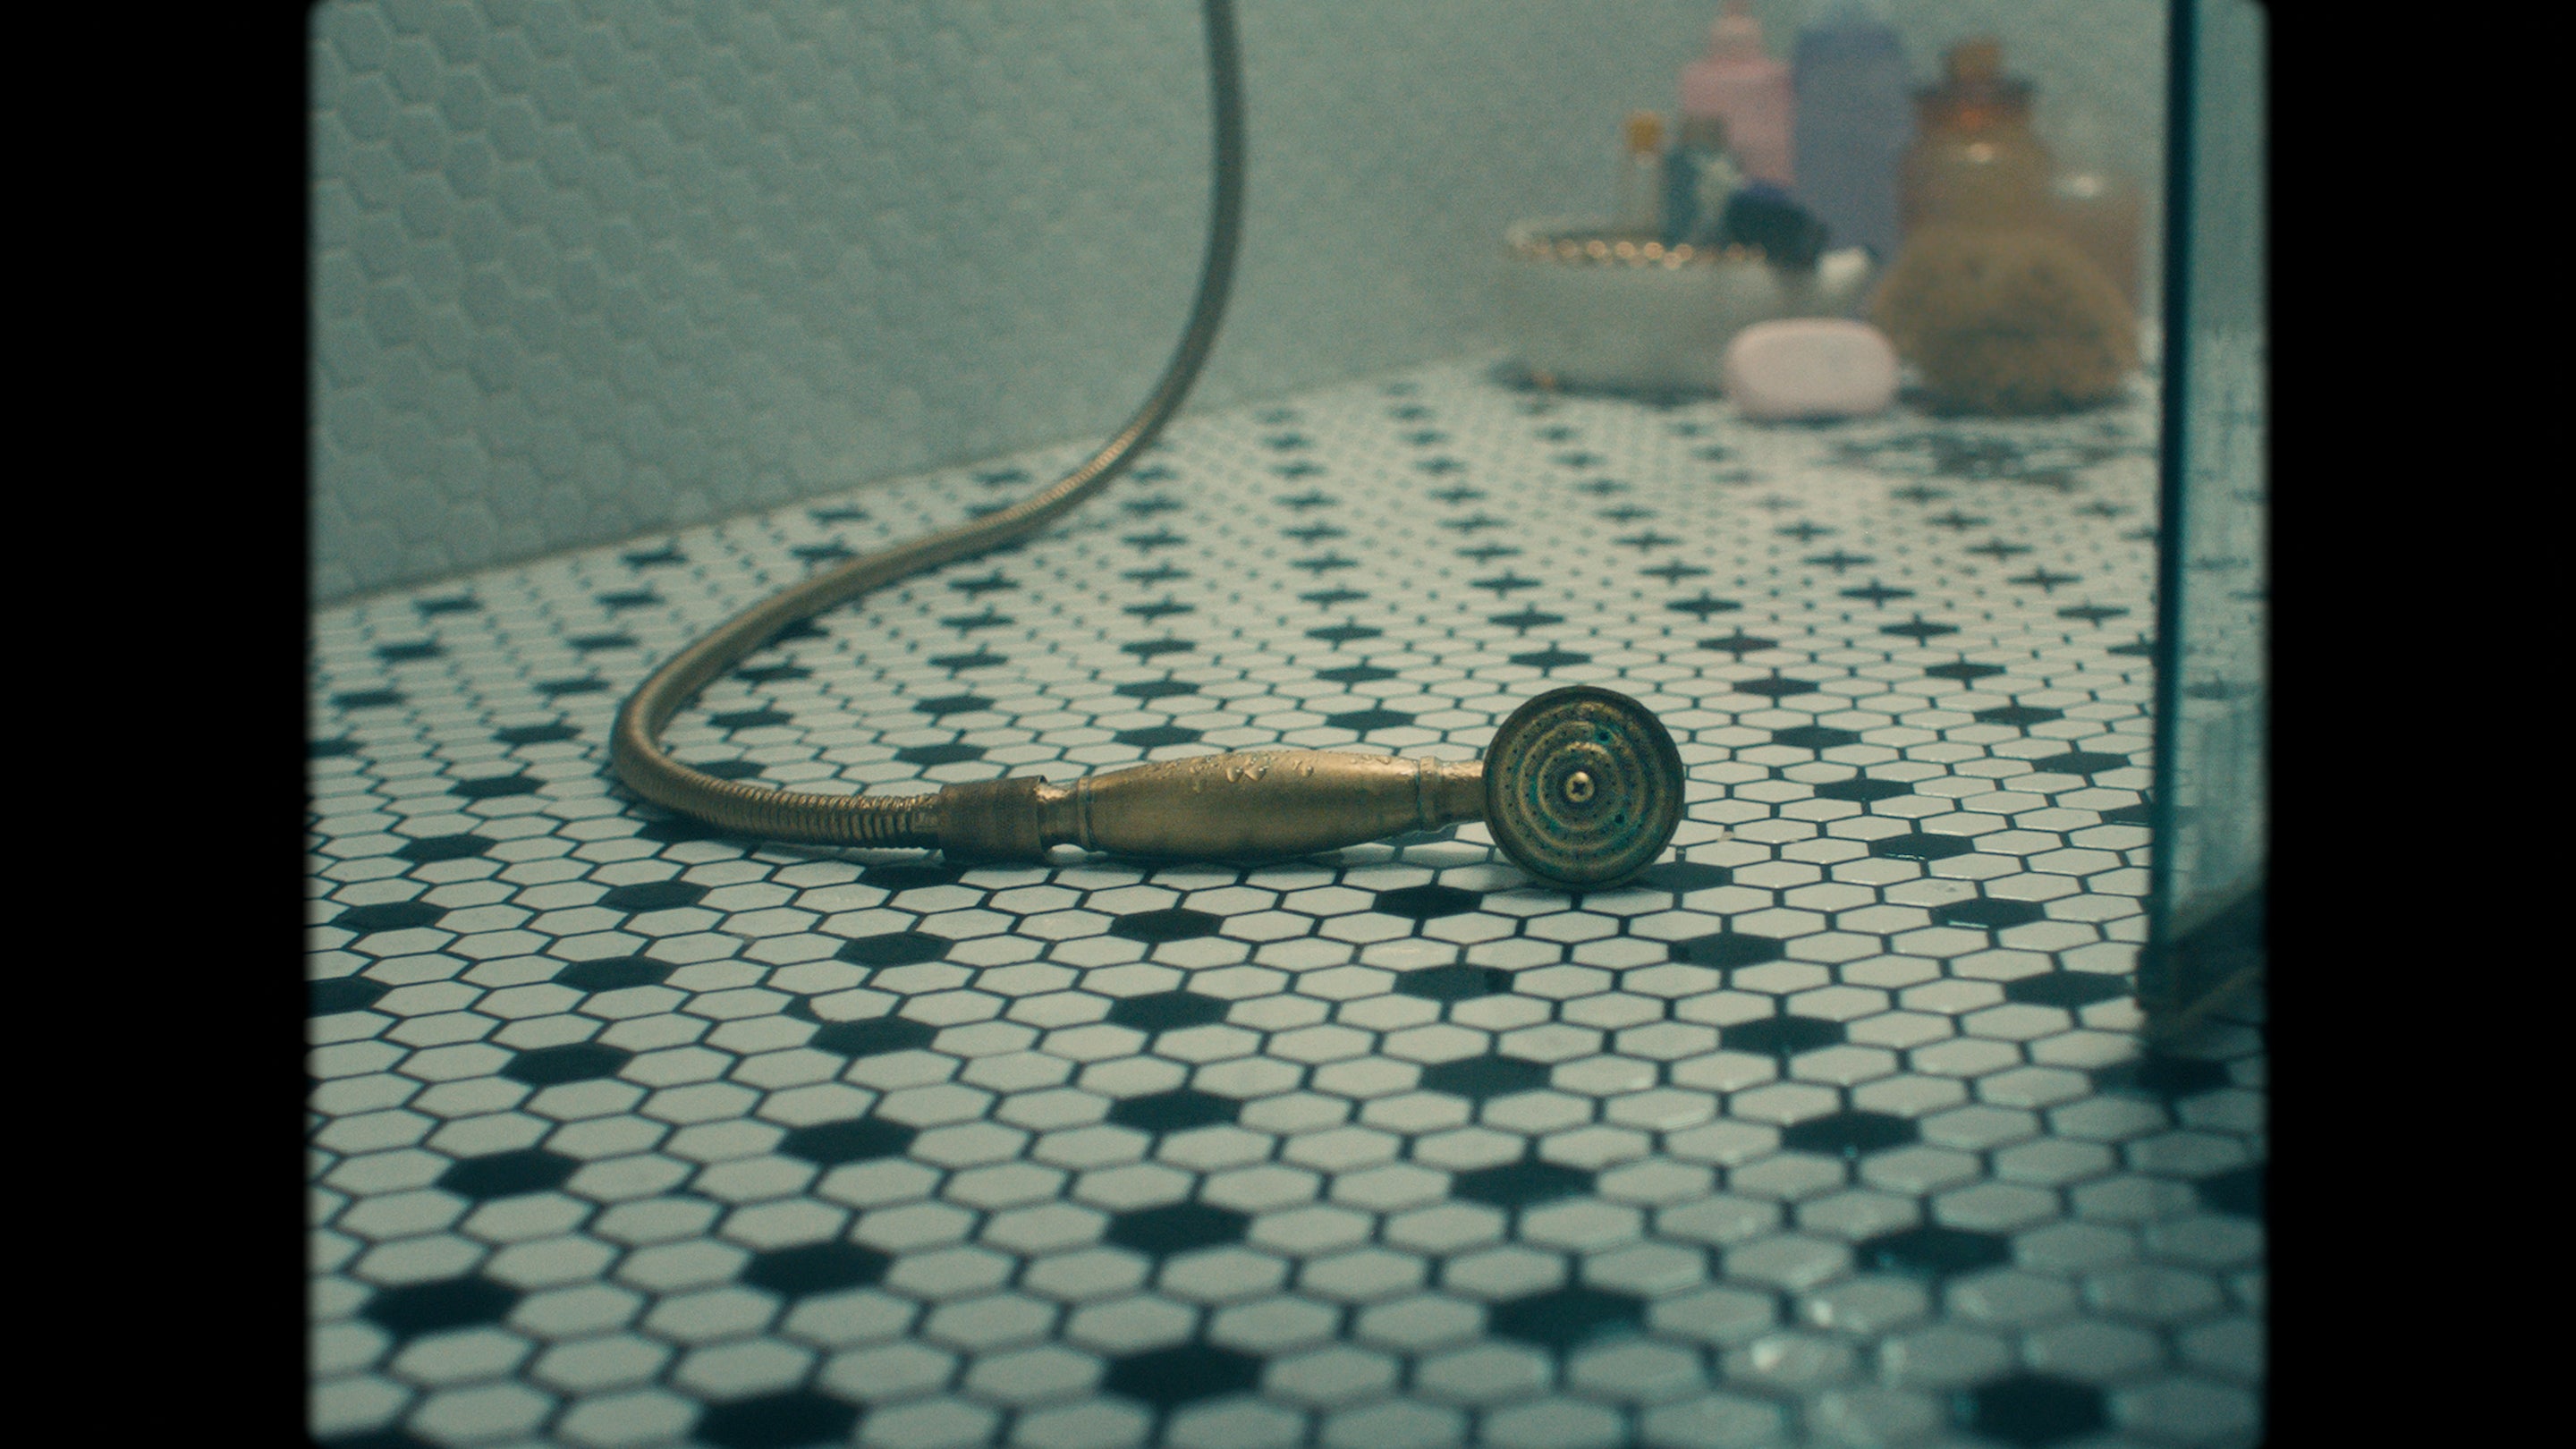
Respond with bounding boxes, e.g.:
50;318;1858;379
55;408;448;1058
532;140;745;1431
308;353;2264;1447
309;0;2169;603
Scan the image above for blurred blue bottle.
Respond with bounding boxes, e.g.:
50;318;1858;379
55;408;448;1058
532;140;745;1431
1793;0;1911;263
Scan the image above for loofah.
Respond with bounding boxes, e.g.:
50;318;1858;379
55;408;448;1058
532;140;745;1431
1868;224;2138;415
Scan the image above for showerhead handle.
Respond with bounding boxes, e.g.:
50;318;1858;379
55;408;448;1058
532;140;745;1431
931;685;1687;889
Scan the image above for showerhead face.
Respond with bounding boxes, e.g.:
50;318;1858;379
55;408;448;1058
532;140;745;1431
1481;686;1687;889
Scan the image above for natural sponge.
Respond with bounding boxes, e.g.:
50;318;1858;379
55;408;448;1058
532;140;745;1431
1868;225;2138;415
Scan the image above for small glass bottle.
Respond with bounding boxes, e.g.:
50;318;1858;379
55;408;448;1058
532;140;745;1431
1616;111;1666;237
1661;114;1742;248
1681;0;1793;188
1901;38;2053;235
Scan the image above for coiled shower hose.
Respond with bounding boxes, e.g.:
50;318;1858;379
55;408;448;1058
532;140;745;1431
610;0;1246;846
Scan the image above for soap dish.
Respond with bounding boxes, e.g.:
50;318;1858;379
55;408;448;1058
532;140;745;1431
1497;218;1877;396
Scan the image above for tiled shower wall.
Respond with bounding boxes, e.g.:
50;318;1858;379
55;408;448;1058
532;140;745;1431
309;0;2166;604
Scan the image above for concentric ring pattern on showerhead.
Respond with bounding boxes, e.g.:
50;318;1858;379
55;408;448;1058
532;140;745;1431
1480;686;1688;889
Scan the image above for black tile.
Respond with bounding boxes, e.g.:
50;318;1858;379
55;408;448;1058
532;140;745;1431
1106;1202;1250;1256
1106;992;1232;1033
1107;1089;1240;1134
1856;1224;2012;1279
1374;885;1481;920
551;956;674;992
1933;899;2047;931
1733;674;1821;700
597;881;709;912
1510;647;1591;671
1417;1055;1553;1101
1954;1375;2108;1447
1394;965;1513;1002
1973;705;2063;728
895;741;986;766
1812;777;1912;803
394;834;495;864
1450;1159;1591;1209
1487;1285;1647;1352
837;932;953;967
1720;1015;1846;1056
1324;707;1412;733
2092;1054;2228;1102
2029;750;2131;777
1567;839;1696;886
777;1117;918;1166
502;1042;632;1086
809;1015;938;1058
1698;631;1780;657
1110;910;1222;943
330;900;446;934
1772;724;1860;751
694;1390;862;1449
860;861;968;893
1666;593;1742;620
1923;662;2009;683
1114;681;1199;702
360;1275;520;1341
309;976;389;1017
1671;933;1786;970
741;1241;893;1299
1869;833;1978;861
1100;1343;1262;1408
2197;1163;2263;1218
2004;973;2130;1008
437;1148;580;1200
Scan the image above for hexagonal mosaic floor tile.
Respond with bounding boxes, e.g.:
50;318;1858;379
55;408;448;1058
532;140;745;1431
309;360;2263;1447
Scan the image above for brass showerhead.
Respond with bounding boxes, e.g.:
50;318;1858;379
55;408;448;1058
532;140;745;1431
1480;686;1687;889
920;684;1688;890
606;4;1692;893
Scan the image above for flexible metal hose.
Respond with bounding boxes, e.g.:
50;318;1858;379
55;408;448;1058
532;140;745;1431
610;0;1246;847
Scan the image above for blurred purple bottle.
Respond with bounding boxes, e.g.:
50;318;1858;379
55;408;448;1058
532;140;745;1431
1793;0;1911;263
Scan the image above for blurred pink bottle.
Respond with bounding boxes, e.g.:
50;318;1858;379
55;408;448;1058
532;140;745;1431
1681;0;1793;188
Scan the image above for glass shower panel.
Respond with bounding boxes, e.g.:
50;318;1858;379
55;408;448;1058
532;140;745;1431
2144;0;2267;1023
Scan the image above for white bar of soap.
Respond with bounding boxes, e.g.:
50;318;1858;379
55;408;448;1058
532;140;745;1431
1722;318;1900;420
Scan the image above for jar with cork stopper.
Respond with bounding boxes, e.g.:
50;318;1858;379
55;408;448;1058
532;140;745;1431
1900;38;2053;235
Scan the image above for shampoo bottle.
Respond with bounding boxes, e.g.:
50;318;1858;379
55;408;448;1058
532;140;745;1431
1680;1;1793;188
1792;0;1910;262
1617;111;1666;237
1661;115;1742;248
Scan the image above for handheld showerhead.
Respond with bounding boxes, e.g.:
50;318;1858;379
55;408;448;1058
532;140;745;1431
911;684;1686;889
1479;686;1688;889
605;2;1694;890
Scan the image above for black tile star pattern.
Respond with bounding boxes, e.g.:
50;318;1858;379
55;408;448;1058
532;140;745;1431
309;361;2257;1447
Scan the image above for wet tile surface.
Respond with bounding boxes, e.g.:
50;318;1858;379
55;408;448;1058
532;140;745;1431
309;360;2262;1447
